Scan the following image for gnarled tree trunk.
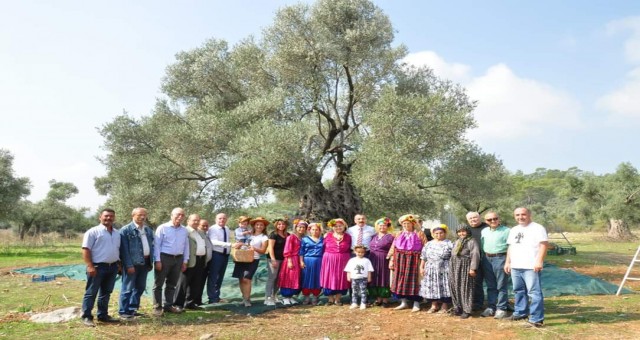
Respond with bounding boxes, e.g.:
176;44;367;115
298;169;362;224
608;218;637;240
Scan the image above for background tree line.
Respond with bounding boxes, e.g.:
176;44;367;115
2;0;638;241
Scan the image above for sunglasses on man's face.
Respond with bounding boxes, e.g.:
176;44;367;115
486;218;499;222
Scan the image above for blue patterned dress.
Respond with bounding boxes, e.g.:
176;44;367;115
419;239;453;301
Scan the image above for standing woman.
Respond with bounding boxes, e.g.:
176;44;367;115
300;222;324;305
278;220;307;305
233;217;269;307
389;214;427;312
449;225;480;319
264;218;289;306
319;218;352;305
419;225;453;313
368;217;395;307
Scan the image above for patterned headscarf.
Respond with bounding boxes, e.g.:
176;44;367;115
454;224;472;256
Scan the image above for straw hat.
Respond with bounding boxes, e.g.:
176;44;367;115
249;217;270;226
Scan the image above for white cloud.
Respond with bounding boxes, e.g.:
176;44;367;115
597;67;640;120
403;51;471;83
606;16;640;64
598;17;640;121
404;51;583;142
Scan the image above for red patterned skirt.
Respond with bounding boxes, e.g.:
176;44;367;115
390;249;421;297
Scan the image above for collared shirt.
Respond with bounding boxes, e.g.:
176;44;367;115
207;224;232;254
194;232;206;256
154;222;189;263
82;224;121;263
136;223;150;256
346;224;376;249
481;225;510;254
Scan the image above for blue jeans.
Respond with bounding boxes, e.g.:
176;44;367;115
81;262;118;319
207;252;229;303
482;255;509;311
119;263;149;315
511;268;544;323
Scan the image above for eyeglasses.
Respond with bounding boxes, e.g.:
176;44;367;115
486;218;499;222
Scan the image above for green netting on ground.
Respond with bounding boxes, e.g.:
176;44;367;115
13;261;632;315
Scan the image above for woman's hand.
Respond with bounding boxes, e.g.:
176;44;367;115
469;269;476;278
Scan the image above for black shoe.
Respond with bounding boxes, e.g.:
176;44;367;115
509;314;528;321
81;317;95;327
119;314;135;321
185;304;199;310
97;315;120;323
133;311;145;317
525;320;544;328
460;313;470;319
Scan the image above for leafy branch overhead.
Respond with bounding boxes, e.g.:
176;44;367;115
96;0;505;222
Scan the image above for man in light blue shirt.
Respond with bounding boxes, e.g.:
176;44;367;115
480;211;510;319
152;207;189;316
81;208;121;327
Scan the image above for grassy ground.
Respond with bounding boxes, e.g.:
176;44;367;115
1;230;640;339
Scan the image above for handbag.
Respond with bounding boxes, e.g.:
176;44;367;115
231;247;254;263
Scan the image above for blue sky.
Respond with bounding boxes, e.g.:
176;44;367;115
1;0;639;212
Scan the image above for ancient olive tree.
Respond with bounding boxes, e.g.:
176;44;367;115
97;0;481;222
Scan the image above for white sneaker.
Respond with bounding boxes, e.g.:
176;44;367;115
264;297;275;306
274;297;284;304
243;299;252;307
494;309;508;319
350;303;358;309
282;298;292;305
394;302;408;310
411;301;420;312
481;308;495;317
360;303;366;310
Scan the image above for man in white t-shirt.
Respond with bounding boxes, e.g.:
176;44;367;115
504;207;548;328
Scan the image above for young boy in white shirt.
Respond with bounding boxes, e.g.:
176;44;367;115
344;245;374;310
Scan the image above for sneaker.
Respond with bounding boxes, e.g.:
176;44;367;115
119;314;135;321
411;302;420;312
360;303;366;310
394;302;408;310
81;317;95;327
282;298;292;305
481;308;495;317
97;315;120;323
264;297;276;306
509;314;528;321
243;299;252;307
524;320;544;328
494;310;508;319
350;303;358;309
460;313;470;319
152;308;164;317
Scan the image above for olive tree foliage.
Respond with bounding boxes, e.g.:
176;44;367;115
570;163;640;240
97;0;483;222
13;180;92;240
0;149;31;220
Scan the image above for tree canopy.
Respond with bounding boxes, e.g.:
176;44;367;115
95;0;505;223
0;149;31;220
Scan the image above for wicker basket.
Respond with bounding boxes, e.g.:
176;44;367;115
231;248;254;263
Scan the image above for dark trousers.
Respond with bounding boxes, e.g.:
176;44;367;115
175;255;206;307
153;253;183;310
473;260;485;309
207;252;229;303
81;262;118;319
118;261;150;315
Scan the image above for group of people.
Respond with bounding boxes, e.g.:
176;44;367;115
80;207;242;326
80;207;548;329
